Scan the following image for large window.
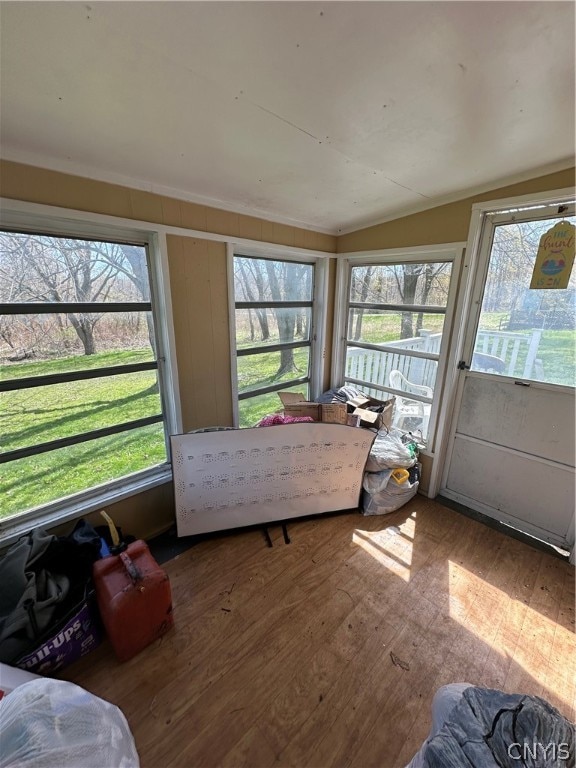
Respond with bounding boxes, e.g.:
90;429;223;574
0;230;169;525
471;210;576;386
337;251;459;442
232;254;318;427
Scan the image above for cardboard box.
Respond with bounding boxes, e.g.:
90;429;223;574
283;401;322;421
350;395;395;430
13;590;102;675
278;391;308;407
320;402;349;424
278;392;394;429
347;395;371;409
278;393;348;425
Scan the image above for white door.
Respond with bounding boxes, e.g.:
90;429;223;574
442;196;575;552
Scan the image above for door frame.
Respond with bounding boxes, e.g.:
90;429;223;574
435;186;576;557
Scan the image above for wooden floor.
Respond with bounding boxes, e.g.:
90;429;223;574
62;497;576;768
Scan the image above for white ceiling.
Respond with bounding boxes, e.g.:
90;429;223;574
1;1;574;235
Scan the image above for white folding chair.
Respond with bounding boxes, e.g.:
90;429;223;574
389;370;432;434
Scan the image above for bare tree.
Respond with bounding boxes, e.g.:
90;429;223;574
415;262;450;333
351;266;374;340
264;260;302;378
234;259;270;342
390;263;450;338
234;257;312;378
391;263;423;339
0;233;144;356
117;245;156;354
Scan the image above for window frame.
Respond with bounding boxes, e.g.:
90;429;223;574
333;243;464;453
0;201;180;545
462;201;576;387
228;243;329;427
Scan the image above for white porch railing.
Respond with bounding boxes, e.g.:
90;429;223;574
345;328;543;393
474;329;543;379
345;331;440;393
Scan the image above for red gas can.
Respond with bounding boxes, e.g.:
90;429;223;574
92;540;173;662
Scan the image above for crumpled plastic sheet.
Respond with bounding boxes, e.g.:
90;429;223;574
365;427;417;472
0;677;139;767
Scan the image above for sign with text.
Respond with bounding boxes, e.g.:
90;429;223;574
529;220;575;289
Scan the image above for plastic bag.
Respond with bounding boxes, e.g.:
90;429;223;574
0;678;139;767
365;428;417;472
362;464;421;515
362;469;393;494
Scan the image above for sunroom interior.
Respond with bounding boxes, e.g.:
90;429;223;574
3;162;574;546
0;2;575;764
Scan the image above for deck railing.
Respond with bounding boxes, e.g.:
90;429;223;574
345;328;543;393
345;331;441;393
474;329;543;379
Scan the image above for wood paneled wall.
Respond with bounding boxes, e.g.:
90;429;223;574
49;482;176;543
0;160;336;251
167;236;233;431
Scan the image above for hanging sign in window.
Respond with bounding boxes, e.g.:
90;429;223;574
529;220;575;289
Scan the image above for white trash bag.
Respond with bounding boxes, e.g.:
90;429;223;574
0;678;139;768
362;469;393;495
365;428;417;472
362;464;421;515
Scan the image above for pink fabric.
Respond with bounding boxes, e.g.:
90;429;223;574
256;413;315;427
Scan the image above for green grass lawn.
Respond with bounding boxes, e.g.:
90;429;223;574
353;312;446;344
3;371;161;451
2;425;166;519
236;347;309;393
236;347;310;426
1;349;166;519
355;311;510;344
535;330;575;386
0;348;154;381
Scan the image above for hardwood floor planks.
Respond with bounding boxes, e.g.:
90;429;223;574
61;498;575;768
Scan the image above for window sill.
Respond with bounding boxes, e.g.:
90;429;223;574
0;465;173;549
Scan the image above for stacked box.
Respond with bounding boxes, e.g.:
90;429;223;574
278;392;348;424
279;391;394;430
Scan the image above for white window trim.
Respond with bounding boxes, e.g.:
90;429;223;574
333;243;465;467
228;243;329;427
0;199;182;545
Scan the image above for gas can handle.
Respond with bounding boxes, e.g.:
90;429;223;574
120;551;143;584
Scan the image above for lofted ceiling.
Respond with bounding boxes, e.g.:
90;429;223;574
0;1;574;235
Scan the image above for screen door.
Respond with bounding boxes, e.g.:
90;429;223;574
442;201;575;551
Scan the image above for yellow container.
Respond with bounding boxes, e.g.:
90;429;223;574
391;468;410;484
